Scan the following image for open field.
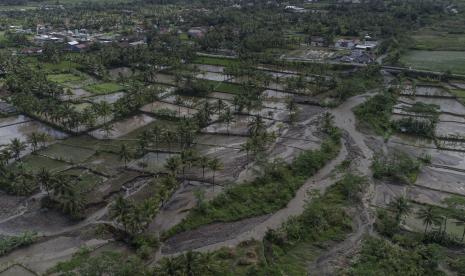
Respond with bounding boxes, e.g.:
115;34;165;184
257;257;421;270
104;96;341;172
400;50;465;75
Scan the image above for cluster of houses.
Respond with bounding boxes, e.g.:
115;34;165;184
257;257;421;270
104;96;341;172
308;35;378;64
12;23;150;56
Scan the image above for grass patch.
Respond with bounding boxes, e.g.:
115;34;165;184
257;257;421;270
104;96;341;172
164;126;341;238
41;61;82;73
199;80;243;94
346;237;443;275
85;82;124;95
0;232;37;257
372;151;423;184
39;143;96;163
47;73;85;84
63;168;105;194
18;154;70;173
400;50;465;75
354;90;397;137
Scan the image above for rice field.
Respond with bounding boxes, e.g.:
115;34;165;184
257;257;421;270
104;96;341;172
400;50;465;75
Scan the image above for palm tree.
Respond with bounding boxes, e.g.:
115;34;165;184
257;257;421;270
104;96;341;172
389;196;411;224
36;168;53;196
416;206;441;234
151;125;162;160
53;174;75;197
28;132;40;153
454;220;465;242
197;156;210;181
180;149;197;181
165;156;182;177
110;196;131;232
9;138;27;160
220;108;234;135
174;96;183;117
102;123;114;139
58;189;86;219
118;144;132;167
208;158;223;189
248;115;265;136
240;140;253;163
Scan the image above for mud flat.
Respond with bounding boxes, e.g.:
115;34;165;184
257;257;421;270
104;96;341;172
162;95;199;108
373;182;407;207
398;96;465;116
0;193;26;222
129;152;175;173
202;115;274;136
263;89;293;100
415;166;465;196
0;205;77;236
0;236;109;275
162;214;270;254
90;114;155;139
193;134;247;184
149;180;223;234
109;66;136;79
208;92;236;101
401;85;451;97
140;101;197;118
193;64;225;73
152;74;176;85
435;121;465;137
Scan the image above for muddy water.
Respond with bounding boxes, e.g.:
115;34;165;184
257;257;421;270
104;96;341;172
90;114;155;139
0;115;31;127
195;72;229;82
88;92;126;104
0;117;67;146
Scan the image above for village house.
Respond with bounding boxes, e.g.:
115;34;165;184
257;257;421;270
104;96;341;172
309;36;327;47
187;27;207;39
340;50;374;64
334;38;359;49
284;5;306;13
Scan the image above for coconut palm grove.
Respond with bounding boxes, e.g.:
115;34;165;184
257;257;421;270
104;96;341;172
1;0;465;275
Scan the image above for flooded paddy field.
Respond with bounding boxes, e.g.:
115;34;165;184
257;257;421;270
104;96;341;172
87;91;126;104
129;152;176;173
0;115;68;146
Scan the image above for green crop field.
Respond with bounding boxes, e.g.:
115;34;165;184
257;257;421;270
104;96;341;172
47;73;85;84
85;82;124;95
400;50;465;75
